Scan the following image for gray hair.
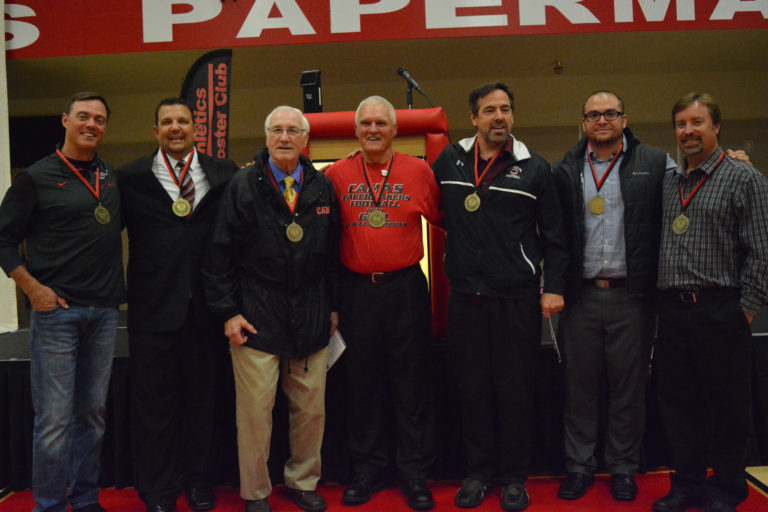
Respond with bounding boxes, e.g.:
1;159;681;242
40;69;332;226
355;96;396;125
264;105;310;136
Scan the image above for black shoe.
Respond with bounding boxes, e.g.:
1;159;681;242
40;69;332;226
73;505;108;512
284;488;326;512
455;478;489;508
611;474;638;501
400;480;434;510
186;486;215;511
706;501;736;512
653;490;705;512
342;474;384;505
558;473;594;500
146;506;175;512
244;498;271;512
500;483;529;511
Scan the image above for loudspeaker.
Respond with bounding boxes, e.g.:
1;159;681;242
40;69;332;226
300;70;322;113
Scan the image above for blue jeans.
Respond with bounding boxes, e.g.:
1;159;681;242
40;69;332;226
29;304;118;512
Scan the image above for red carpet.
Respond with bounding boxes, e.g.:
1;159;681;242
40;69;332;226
2;472;767;511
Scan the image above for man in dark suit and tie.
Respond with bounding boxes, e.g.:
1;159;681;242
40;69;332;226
117;97;238;512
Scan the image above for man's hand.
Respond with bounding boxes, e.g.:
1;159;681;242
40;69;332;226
541;292;564;319
28;283;68;311
10;266;68;311
727;149;752;166
224;314;257;345
346;148;362;159
745;311;754;325
329;311;339;336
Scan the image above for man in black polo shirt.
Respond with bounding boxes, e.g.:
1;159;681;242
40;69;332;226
0;91;124;512
654;92;768;512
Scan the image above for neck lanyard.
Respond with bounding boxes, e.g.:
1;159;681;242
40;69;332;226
586;143;623;193
56;149;100;200
473;142;501;188
161;151;193;190
361;154;394;207
679;150;725;211
267;163;304;214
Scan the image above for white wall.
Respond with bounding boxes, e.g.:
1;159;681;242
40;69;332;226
1;0;19;334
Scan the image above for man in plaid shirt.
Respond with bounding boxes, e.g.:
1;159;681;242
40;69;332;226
654;92;768;512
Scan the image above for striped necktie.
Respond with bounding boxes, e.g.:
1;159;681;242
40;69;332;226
178;159;195;209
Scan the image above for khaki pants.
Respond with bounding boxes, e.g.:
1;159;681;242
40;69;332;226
231;344;328;500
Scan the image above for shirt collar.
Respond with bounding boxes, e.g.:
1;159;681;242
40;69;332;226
586;134;627;162
268;157;303;185
676;147;723;178
159;147;196;168
476;135;516;162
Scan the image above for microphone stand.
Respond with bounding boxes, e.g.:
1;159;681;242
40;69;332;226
407;85;413;109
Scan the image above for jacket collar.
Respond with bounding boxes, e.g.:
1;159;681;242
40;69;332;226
565;127;641;164
457;134;532;162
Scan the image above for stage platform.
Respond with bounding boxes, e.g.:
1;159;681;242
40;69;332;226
1;309;767;492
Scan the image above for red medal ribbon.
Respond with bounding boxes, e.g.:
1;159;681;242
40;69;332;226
56;149;100;201
679;150;725;211
473;142;502;188
361;153;394;207
161;151;193;189
587;143;623;193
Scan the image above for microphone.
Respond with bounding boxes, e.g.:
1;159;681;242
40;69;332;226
397;67;426;96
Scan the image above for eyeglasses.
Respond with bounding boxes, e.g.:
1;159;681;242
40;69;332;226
583;109;623;123
268;126;305;137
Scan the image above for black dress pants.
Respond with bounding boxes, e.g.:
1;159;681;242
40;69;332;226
655;289;752;507
449;290;540;484
341;266;435;481
129;301;227;507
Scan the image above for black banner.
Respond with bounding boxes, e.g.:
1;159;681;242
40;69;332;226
180;49;232;159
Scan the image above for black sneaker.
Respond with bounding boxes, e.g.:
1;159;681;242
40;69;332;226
455;478;489;508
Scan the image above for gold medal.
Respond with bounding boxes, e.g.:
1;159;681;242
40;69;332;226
368;208;386;228
672;214;690;235
588;195;605;215
172;197;191;217
94;204;110;225
286;221;304;242
464;192;481;212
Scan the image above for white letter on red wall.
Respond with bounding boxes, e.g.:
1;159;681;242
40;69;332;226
519;0;600;25
238;0;315;37
425;0;507;29
143;0;222;43
330;0;410;33
614;0;695;22
710;0;768;19
5;4;40;51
